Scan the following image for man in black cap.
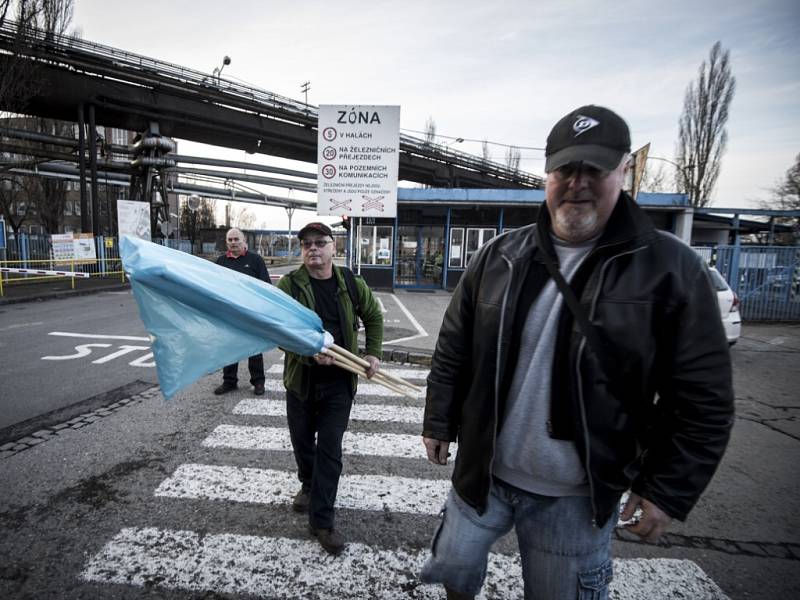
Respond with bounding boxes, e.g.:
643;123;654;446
214;227;271;396
277;221;384;556
420;106;734;599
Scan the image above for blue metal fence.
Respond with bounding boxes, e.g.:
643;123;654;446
713;245;800;321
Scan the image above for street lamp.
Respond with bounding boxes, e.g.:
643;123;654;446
213;55;231;84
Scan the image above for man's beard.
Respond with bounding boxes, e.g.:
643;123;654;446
553;202;599;242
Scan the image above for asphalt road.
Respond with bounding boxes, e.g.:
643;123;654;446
0;290;798;599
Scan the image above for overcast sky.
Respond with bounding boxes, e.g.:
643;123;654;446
72;0;799;228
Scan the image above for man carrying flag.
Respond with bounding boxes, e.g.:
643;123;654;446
277;222;384;556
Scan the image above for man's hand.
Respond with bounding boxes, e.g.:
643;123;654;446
620;493;673;542
313;352;336;366
364;354;380;379
423;437;450;465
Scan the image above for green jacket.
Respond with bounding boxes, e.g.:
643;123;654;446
277;264;384;399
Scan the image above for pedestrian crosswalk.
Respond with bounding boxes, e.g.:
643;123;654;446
81;363;730;599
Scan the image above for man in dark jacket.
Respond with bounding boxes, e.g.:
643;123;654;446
214;227;271;396
420;106;734;599
277;222;383;556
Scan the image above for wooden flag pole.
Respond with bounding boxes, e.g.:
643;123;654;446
321;348;412;397
328;344;424;392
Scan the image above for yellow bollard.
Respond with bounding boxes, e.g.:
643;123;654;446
71;259;76;290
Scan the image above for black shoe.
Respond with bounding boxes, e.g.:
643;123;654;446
446;587;475;600
253;383;265;396
214;383;237;395
292;486;310;513
309;525;345;556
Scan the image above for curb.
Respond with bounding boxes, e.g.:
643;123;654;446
0;283;131;305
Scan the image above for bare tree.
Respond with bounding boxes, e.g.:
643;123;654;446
424;117;436;145
676;41;736;207
505;146;521;172
639;163;671;193
0;174;33;235
180;196;216;251
228;204;256;229
759;153;800;244
1;1;75;115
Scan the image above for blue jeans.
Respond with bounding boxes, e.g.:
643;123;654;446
420;480;614;599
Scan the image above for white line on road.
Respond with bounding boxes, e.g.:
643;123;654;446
203;425;433;459
261;378;412;397
155;463;448;514
48;331;150;341
385;293;428;345
0;321;44;332
234;399;423;423
265;364;429;380
81;527;730;600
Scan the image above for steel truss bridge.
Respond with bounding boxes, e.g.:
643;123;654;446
0;21;544;232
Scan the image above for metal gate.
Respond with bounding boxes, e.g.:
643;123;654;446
713;245;800;321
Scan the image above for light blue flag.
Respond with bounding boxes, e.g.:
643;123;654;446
120;235;328;399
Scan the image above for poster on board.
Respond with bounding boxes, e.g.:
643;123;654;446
117;199;152;241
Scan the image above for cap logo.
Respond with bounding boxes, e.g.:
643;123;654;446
573;115;599;137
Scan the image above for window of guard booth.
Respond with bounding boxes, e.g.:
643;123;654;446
465;228;496;265
358;225;393;266
449;228;465;268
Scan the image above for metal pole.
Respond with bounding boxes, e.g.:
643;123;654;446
88;105;100;236
77;104;89;232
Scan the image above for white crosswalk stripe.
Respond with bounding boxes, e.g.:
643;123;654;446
81;366;730;599
261;378;412;397
155;463;448;514
234;398;423;423
203;424;436;458
81;527;729;600
265;364;430;380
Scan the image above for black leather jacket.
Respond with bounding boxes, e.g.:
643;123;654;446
423;193;734;527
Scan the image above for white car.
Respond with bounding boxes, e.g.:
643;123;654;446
708;266;742;345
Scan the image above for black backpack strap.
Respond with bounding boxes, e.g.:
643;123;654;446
539;250;618;381
340;267;362;330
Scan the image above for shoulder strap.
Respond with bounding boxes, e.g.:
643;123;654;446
539;250;616;378
340;267;361;315
340;267;362;330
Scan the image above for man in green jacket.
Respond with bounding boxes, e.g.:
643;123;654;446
277;222;383;556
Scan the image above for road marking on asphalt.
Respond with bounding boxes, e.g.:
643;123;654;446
155;463;448;514
203;425;435;459
260;378;410;397
265;364;429;380
234;398;423;423
0;321;44;332
48;331;150;341
384;293;429;345
81;527;730;600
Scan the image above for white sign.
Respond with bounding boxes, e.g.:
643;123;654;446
317;105;400;218
50;233;97;262
74;234;97;260
117;200;151;241
51;233;75;261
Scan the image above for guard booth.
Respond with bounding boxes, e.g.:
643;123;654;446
350;188;695;292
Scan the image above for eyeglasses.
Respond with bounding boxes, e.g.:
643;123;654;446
551;162;611;182
300;239;332;249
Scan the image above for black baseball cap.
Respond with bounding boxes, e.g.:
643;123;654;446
297;222;333;240
545;105;631;173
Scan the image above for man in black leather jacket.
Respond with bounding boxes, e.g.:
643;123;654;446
420;106;734;600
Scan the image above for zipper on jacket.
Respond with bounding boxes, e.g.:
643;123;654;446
488;255;514;485
576;243;649;526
